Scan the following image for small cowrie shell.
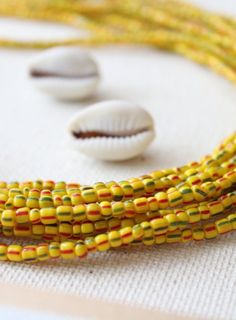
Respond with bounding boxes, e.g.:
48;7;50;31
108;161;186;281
28;46;100;101
68;100;155;161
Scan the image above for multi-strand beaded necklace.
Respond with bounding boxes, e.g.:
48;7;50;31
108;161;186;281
0;0;235;262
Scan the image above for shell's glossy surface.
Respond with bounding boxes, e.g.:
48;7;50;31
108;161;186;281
28;46;99;101
68;100;155;161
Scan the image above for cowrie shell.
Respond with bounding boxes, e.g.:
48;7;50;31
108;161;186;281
68;100;155;161
28;46;99;101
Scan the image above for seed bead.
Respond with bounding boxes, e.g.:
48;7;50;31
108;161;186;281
49;242;60;259
119;226;134;244
204;223;218;239
95;234;110;251
86;203;101;221
0;244;7;261
60;241;75;259
73;204;87;222
108;230;122;247
75;240;88;258
56;205;73;222
37;244;49;261
22;246;37;262
16;207;30;224
7;245;22;262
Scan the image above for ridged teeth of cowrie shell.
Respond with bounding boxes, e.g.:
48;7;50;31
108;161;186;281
28;46;100;101
67;100;155;161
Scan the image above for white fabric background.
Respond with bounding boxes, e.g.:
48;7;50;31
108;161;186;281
0;1;235;319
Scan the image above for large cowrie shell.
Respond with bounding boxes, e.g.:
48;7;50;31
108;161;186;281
28;46;100;101
68;100;155;161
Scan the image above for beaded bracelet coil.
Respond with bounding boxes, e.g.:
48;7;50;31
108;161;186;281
0;1;235;262
0;133;234;262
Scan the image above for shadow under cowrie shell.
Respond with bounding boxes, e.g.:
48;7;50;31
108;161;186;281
28;46;100;101
68;100;155;161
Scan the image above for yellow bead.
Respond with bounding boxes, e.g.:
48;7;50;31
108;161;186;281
94;220;108;233
141;221;153;237
75;240;88;258
220;194;232;209
192;186;207;202
165;214;180;231
9;188;22;197
29;208;41;224
81;221;94;235
143;178;155;195
225;171;236;184
81;188;98;203
72;223;81;237
218;177;232;191
56;205;72;222
37;244;49;261
124;201;136;218
108;217;121;231
100;201;112;217
112;202;125;217
186;175;202;186
134;197;149;214
95;234;110;252
13;195;26;208
55;181;66;190
178;185;194;204
216;218;232;234
39;195;53;208
150;218;168;235
208;201;224;216
204;223;218;239
43;180;55;190
73;204;86;222
22;246;37;262
147;197;159;212
119;226;134;244
108;231;122;247
166;230;181;243
155;234;166;244
181;229;192;243
192;227;204;241
143;235;155;245
198;205;210;220
228;214;236;229
87;203;101;221
49;242;60;259
28;189;40;198
130;180;144;198
230;191;236;206
60;242;75;259
7;245;22;262
26;196;39;209
110;185;124;201
0;244;7;261
32;224;45;236
40;208;57;224
167;188;183;207
202;182;216;198
59;223;72;238
2;209;16;227
14;225;31;237
0;182;6;188
62;195;72;206
186;207;200;224
16;207;29;224
52;189;66;197
70;193;83;206
119;181;133;200
175;210;189;227
93;182;106;190
97;188;112;202
155;192;169;209
84;237;97;253
132;224;144;240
